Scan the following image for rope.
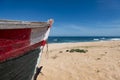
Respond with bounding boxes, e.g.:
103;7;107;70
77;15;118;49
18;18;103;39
45;40;49;59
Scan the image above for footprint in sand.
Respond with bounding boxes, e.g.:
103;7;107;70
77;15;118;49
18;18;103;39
96;52;107;60
96;58;101;60
96;70;100;73
59;51;63;53
101;52;107;56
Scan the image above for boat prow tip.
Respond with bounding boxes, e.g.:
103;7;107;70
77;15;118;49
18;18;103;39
48;19;54;26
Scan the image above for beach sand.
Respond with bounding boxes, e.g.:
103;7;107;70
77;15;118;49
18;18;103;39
37;41;120;80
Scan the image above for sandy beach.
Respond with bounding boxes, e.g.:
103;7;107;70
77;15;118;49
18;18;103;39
37;41;120;80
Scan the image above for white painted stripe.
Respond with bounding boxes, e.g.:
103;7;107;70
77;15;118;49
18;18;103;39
43;28;50;40
31;19;53;80
31;28;51;80
30;27;48;45
31;46;44;80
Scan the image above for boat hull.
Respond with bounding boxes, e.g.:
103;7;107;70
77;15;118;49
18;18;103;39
0;19;53;80
0;48;40;80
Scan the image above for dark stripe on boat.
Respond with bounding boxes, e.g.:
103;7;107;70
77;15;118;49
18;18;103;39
0;48;40;80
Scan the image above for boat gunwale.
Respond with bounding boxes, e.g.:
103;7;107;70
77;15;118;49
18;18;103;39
0;20;50;29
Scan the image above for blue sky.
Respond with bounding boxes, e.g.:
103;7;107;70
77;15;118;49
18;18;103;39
0;0;120;36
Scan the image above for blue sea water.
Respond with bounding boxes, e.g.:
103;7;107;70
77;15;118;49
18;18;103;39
48;36;120;43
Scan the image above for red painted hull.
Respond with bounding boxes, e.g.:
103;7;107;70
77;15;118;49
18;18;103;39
0;28;48;62
0;19;53;62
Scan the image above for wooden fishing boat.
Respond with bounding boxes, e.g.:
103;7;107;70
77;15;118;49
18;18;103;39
0;19;53;80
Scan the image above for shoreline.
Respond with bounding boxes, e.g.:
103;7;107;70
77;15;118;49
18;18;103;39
48;40;120;44
48;36;120;44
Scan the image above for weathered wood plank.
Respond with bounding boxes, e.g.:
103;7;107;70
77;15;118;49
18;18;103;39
0;20;49;29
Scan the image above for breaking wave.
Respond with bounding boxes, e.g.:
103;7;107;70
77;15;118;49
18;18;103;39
109;38;120;41
93;38;99;41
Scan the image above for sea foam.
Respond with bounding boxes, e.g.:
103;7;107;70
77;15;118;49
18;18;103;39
110;38;120;41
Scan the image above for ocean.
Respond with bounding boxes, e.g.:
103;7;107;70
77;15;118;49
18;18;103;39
48;36;120;43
